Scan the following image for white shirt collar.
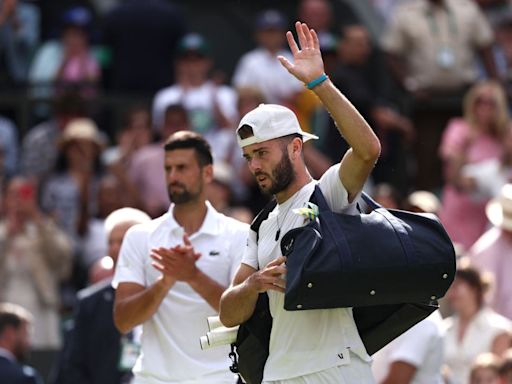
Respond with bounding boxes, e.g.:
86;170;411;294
166;201;221;237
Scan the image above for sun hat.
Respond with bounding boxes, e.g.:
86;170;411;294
60;118;106;147
236;104;318;148
407;190;441;214
486;183;512;231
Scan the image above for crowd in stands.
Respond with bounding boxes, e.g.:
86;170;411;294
1;0;512;383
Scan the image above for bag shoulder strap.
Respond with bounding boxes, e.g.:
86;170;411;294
250;199;277;243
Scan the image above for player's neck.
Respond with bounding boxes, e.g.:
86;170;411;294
173;201;208;235
274;170;313;204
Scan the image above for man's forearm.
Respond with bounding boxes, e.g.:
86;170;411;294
114;278;174;334
219;280;259;328
188;269;226;312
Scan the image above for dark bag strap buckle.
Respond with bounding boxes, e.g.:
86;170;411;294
229;343;239;373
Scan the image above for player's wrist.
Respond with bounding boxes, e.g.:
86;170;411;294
305;73;328;90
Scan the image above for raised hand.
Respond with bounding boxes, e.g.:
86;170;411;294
278;21;325;85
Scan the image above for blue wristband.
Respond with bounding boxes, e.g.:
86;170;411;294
306;73;328;90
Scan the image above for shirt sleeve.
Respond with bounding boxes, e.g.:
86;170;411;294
240;229;259;270
388;320;437;367
318;164;359;214
112;224;148;288
227;222;250;281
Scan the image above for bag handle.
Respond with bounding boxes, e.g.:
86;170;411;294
313;185;414;259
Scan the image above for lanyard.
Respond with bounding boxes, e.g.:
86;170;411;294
425;4;458;39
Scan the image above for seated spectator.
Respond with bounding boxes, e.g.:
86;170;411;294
469;353;502;384
40;118;106;281
232;9;302;105
102;105;153;169
29;6;99;98
0;0;40;85
439;81;510;252
469;183;512;320
0;177;72;351
372;311;445;384
459;127;512;202
55;6;101;96
382;0;498;190
152;33;238;135
0;303;43;384
443;262;512;384
21;92;88;182
60;207;150;384
0;115;18;180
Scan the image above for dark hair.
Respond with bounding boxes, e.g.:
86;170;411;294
456;264;490;308
237;124;254;140
53;92;88;116
163;131;213;167
0;303;31;336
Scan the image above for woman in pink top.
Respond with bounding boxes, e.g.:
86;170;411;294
439;81;510;251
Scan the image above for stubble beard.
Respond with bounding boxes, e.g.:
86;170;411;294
257;152;295;196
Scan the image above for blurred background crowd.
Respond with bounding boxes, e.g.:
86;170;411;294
2;0;512;383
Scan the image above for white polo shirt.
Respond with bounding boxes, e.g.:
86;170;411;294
372;311;445;384
113;202;249;384
241;165;372;382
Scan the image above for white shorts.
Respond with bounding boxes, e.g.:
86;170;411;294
262;356;375;384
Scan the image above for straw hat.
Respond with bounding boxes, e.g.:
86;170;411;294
60;118;106;148
486;184;512;231
407;190;441;214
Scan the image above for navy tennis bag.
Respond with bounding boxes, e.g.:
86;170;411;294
281;185;456;311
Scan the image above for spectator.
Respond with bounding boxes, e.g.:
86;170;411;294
372;311;445;384
152;33;238;134
459;127;512;203
129;103;191;218
0;0;40;86
113;131;249;383
469;183;512;320
232;9;302;105
55;6;101;96
61;207;151;384
40;118;106;279
0;115;19;179
0;303;43;384
29;6;98;99
439;81;510;251
382;0;498;190
102;0;186;94
0;177;72;351
21;93;88;182
443;262;512;384
469;353;502;384
297;0;334;41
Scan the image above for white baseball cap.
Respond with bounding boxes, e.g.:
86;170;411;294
236;104;318;148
